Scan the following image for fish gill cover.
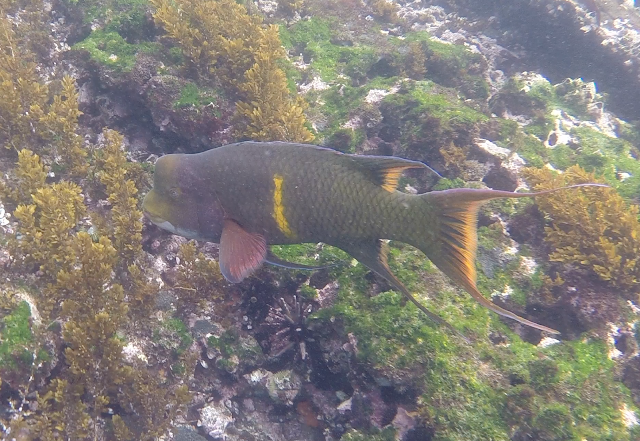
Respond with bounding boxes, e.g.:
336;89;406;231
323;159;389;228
1;0;640;440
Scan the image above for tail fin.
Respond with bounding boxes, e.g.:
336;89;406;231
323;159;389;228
420;184;607;334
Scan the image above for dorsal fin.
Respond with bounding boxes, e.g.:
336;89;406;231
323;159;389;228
346;155;427;192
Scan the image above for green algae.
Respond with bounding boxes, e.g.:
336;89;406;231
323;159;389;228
173;83;221;112
70;0;149;32
310;242;640;440
207;328;263;372
341;427;396;441
382;80;488;127
73;30;160;72
569;127;640;199
432;177;467;190
270;243;351;275
519;124;640;199
401;31;490;99
153;317;193;356
279;17;378;83
0;301;34;369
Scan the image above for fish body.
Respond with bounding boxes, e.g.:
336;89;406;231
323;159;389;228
143;141;600;335
166;143;431;245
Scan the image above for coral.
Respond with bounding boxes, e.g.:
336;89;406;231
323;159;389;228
525;165;640;293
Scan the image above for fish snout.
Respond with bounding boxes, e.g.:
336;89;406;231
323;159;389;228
142;191;165;225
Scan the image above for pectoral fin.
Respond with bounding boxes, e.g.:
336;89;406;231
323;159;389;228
265;250;341;270
340;239;466;341
219;219;267;283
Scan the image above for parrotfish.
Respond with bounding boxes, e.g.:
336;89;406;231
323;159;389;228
142;141;600;335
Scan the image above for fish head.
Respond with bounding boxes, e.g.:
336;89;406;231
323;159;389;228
143;153;224;241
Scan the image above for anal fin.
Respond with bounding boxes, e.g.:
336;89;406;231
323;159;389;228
340;239;467;341
219;219;267;283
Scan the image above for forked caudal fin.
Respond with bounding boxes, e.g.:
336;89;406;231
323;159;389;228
421;184;608;334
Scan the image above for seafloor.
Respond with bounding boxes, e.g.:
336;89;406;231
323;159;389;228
3;0;640;440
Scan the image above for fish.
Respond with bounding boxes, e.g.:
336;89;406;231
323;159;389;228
142;141;604;335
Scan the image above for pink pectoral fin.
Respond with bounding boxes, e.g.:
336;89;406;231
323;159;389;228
219;219;267;283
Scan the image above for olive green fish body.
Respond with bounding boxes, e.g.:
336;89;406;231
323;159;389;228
143;141;606;335
187;142;435;248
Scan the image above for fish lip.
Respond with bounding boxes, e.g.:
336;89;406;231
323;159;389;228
142;209;164;225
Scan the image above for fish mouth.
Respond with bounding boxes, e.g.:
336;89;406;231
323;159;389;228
143;208;165;226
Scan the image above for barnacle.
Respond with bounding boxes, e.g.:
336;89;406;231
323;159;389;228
261;295;317;361
525;165;640;292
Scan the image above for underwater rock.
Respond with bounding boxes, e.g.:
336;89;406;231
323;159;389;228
198;401;234;439
144;75;234;153
452;0;640;121
174;425;208;441
391;406;417;440
266;369;303;406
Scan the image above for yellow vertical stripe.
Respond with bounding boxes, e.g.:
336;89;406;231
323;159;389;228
273;174;294;238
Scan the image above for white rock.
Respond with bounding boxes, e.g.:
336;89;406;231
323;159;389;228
337;397;352;413
122;341;148;364
475;138;511;159
365;85;399;104
538;337;561;348
199;402;233;439
621;403;639;427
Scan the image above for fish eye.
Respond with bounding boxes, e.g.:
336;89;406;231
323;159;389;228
169;187;181;198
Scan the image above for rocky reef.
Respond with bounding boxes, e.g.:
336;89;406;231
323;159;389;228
3;0;640;440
